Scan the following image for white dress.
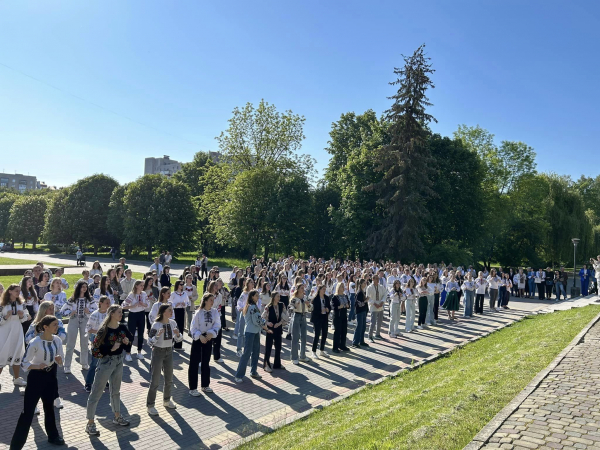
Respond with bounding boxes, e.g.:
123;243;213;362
0;302;30;366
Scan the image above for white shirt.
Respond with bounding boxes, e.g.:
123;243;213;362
44;292;68;315
93;288;114;305
150;263;164;275
148;319;183;348
461;280;476;291
86;309;107;336
21;335;64;372
487;275;501;289
366;283;386;312
60;297;97;319
123;292;149;313
149;301;170;324
0;301;30;326
169;291;190;309
190;308;221;340
475;278;488;294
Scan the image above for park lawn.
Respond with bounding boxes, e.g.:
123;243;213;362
0;257;46;266
238;305;600;450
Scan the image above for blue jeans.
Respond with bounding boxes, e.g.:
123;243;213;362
85;356;99;387
236;314;245;351
352;311;367;345
348;293;356;322
463;290;474;317
528;279;536;296
556;282;566;300
235;331;260;379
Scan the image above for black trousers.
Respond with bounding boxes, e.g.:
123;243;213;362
433;293;440;320
312;316;328;352
537;283;545;300
333;310;348;350
189;338;213;389
200;265;208;279
220;304;227;330
22;305;35;335
418;296;428;325
213;328;222;360
10;368;60;450
173;308;185;349
127;311;146;352
144;311;151;330
264;329;282;368
475;294;485;314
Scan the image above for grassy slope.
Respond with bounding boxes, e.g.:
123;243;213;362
0;257;45;266
239;305;600;450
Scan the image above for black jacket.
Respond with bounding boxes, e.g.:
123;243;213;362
310;295;330;324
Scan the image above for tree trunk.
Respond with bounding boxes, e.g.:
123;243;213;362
147;246;153;260
32;239;37;250
94;245;98;256
264;244;270;262
22;241;25;249
126;245;132;257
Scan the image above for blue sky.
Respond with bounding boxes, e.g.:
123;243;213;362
0;1;598;188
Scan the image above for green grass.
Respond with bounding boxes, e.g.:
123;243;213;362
0;257;47;266
238;305;600;450
79;252;249;269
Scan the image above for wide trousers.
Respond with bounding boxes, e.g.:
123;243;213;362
489;289;498;309
235;331;260;378
418;296;428;326
147;346;173;406
65;316;89;367
86;354;124;420
290;313;308;361
463;290;474;317
213;328;222;360
127;311;146;352
264;329;283;368
425;294;436;325
332;310;348;350
475;293;485;314
352;311;367;345
405;300;416;332
433;293;440;320
189;338;213;389
368;310;383;338
389;302;401;335
10;367;60;450
312;316;328;352
173;309;185;349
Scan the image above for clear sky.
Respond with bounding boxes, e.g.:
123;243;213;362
0;1;598;188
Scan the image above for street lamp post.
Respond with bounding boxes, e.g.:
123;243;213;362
571;238;580;298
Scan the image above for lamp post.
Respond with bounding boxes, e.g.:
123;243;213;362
571;238;580;298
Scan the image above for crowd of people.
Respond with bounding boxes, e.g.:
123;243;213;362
1;254;600;449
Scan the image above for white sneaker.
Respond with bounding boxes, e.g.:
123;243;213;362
63;367;71;374
236;351;242;358
147;406;159;416
137;353;145;361
201;386;213;393
34;406;40;415
214;358;224;363
234;378;243;384
300;356;310;362
163;399;177;409
417;326;423;330
292;360;299;365
125;354;133;362
232;334;238;339
82;365;90;370
389;333;396;338
54;397;64;409
264;366;273;373
13;377;27;386
318;350;329;357
311;351;319;359
188;389;201;397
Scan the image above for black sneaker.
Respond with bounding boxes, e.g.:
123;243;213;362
85;423;100;436
48;436;65;446
84;384;91;393
112;416;130;426
360;342;370;347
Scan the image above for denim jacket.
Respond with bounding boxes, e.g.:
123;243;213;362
243;304;265;334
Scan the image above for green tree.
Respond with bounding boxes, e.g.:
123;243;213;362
8;196;48;248
368;44;436;259
154;179;197;256
173;151;216;198
0;194;17;241
68;175;119;254
325;110;388;258
107;184;128;252
44;188;74;247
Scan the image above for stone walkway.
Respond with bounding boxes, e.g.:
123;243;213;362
1;301;533;450
468;295;600;450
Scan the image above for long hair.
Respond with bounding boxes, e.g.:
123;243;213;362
93;305;121;348
1;284;23;306
356;278;366;295
20;276;38;303
100;276;110;295
243;278;254;293
207;280;218;295
155;303;172;322
71;280;92;302
266;291;280;310
277;273;289;290
131;280;143;295
243;289;258;316
33;301;55;324
143;277;153;292
199;293;214;310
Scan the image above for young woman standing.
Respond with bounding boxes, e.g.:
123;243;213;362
143;276;158;330
425;274;437;326
501;272;513;309
84;295;111;392
184;274;198;334
34;272;51;301
169;281;190;350
331;282;350;353
90;261;103;278
149;287;172;323
461;272;476;318
404;278;418;332
416;278;430;330
86;305;132;436
234;290;271;382
206;280;224;363
234;278;254;356
189;293;221;395
389;280;402;338
262;292;288;372
289;284;312;364
20;276;38;335
443;273;461;320
108;268;123;307
62;281;95;372
352;278;369;347
93;275;115;305
122;280;149;361
0;284;30;387
487;269;501;312
310;285;330;357
10;315;65;449
147;304;182;415
160;266;172;289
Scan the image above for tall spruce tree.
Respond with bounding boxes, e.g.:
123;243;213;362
368;44;436;260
